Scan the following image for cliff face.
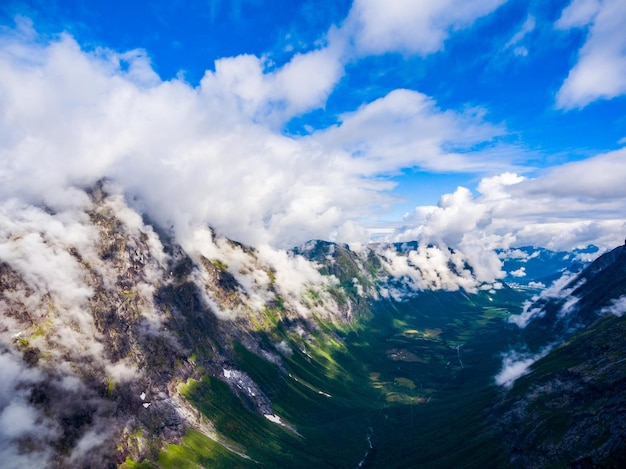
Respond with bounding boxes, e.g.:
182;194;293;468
1;189;179;467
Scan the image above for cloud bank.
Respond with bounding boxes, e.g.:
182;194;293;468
396;156;626;255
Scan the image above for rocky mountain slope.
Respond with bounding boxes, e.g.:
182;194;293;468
495;244;626;467
513;244;626;347
0;184;345;468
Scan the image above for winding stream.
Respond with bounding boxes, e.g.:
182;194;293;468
357;427;375;468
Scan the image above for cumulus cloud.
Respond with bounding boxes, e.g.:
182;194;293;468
394;150;626;256
201;44;344;125
376;243;488;295
391;175;525;286
0;28;356;248
341;0;506;56
555;0;626;108
316;89;512;174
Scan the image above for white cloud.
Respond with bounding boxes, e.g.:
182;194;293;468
555;0;626;108
393;176;527;286
0;25;519;251
342;0;506;56
188;227;341;320
556;0;602;29
394;149;626;254
377;243;488;293
334;220;371;251
516;147;626;199
0;15;622;256
0;29;362;248
316;89;511;174
0;352;56;468
600;295;626;317
200;44;344;125
495;348;550;388
0;201;99;334
0;402;38;438
499;248;529;260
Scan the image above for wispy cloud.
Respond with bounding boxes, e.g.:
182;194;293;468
508;273;580;328
504;14;536;57
600;295;626;317
495;348;550;388
0;351;56;468
555;0;626;109
340;0;506;56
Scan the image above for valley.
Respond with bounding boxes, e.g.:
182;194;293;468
142;287;529;468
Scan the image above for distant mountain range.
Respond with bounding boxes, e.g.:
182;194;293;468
498;245;599;288
0;185;624;468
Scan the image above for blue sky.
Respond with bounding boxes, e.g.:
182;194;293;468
0;0;625;251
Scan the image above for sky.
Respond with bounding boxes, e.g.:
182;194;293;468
0;0;625;252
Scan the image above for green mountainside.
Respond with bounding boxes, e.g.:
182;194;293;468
495;313;626;468
494;244;626;467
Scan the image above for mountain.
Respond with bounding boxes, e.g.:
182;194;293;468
0;184;363;468
496;313;626;468
498;245;597;288
494;244;626;467
513;244;626;347
0;184;525;468
1;183;624;468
